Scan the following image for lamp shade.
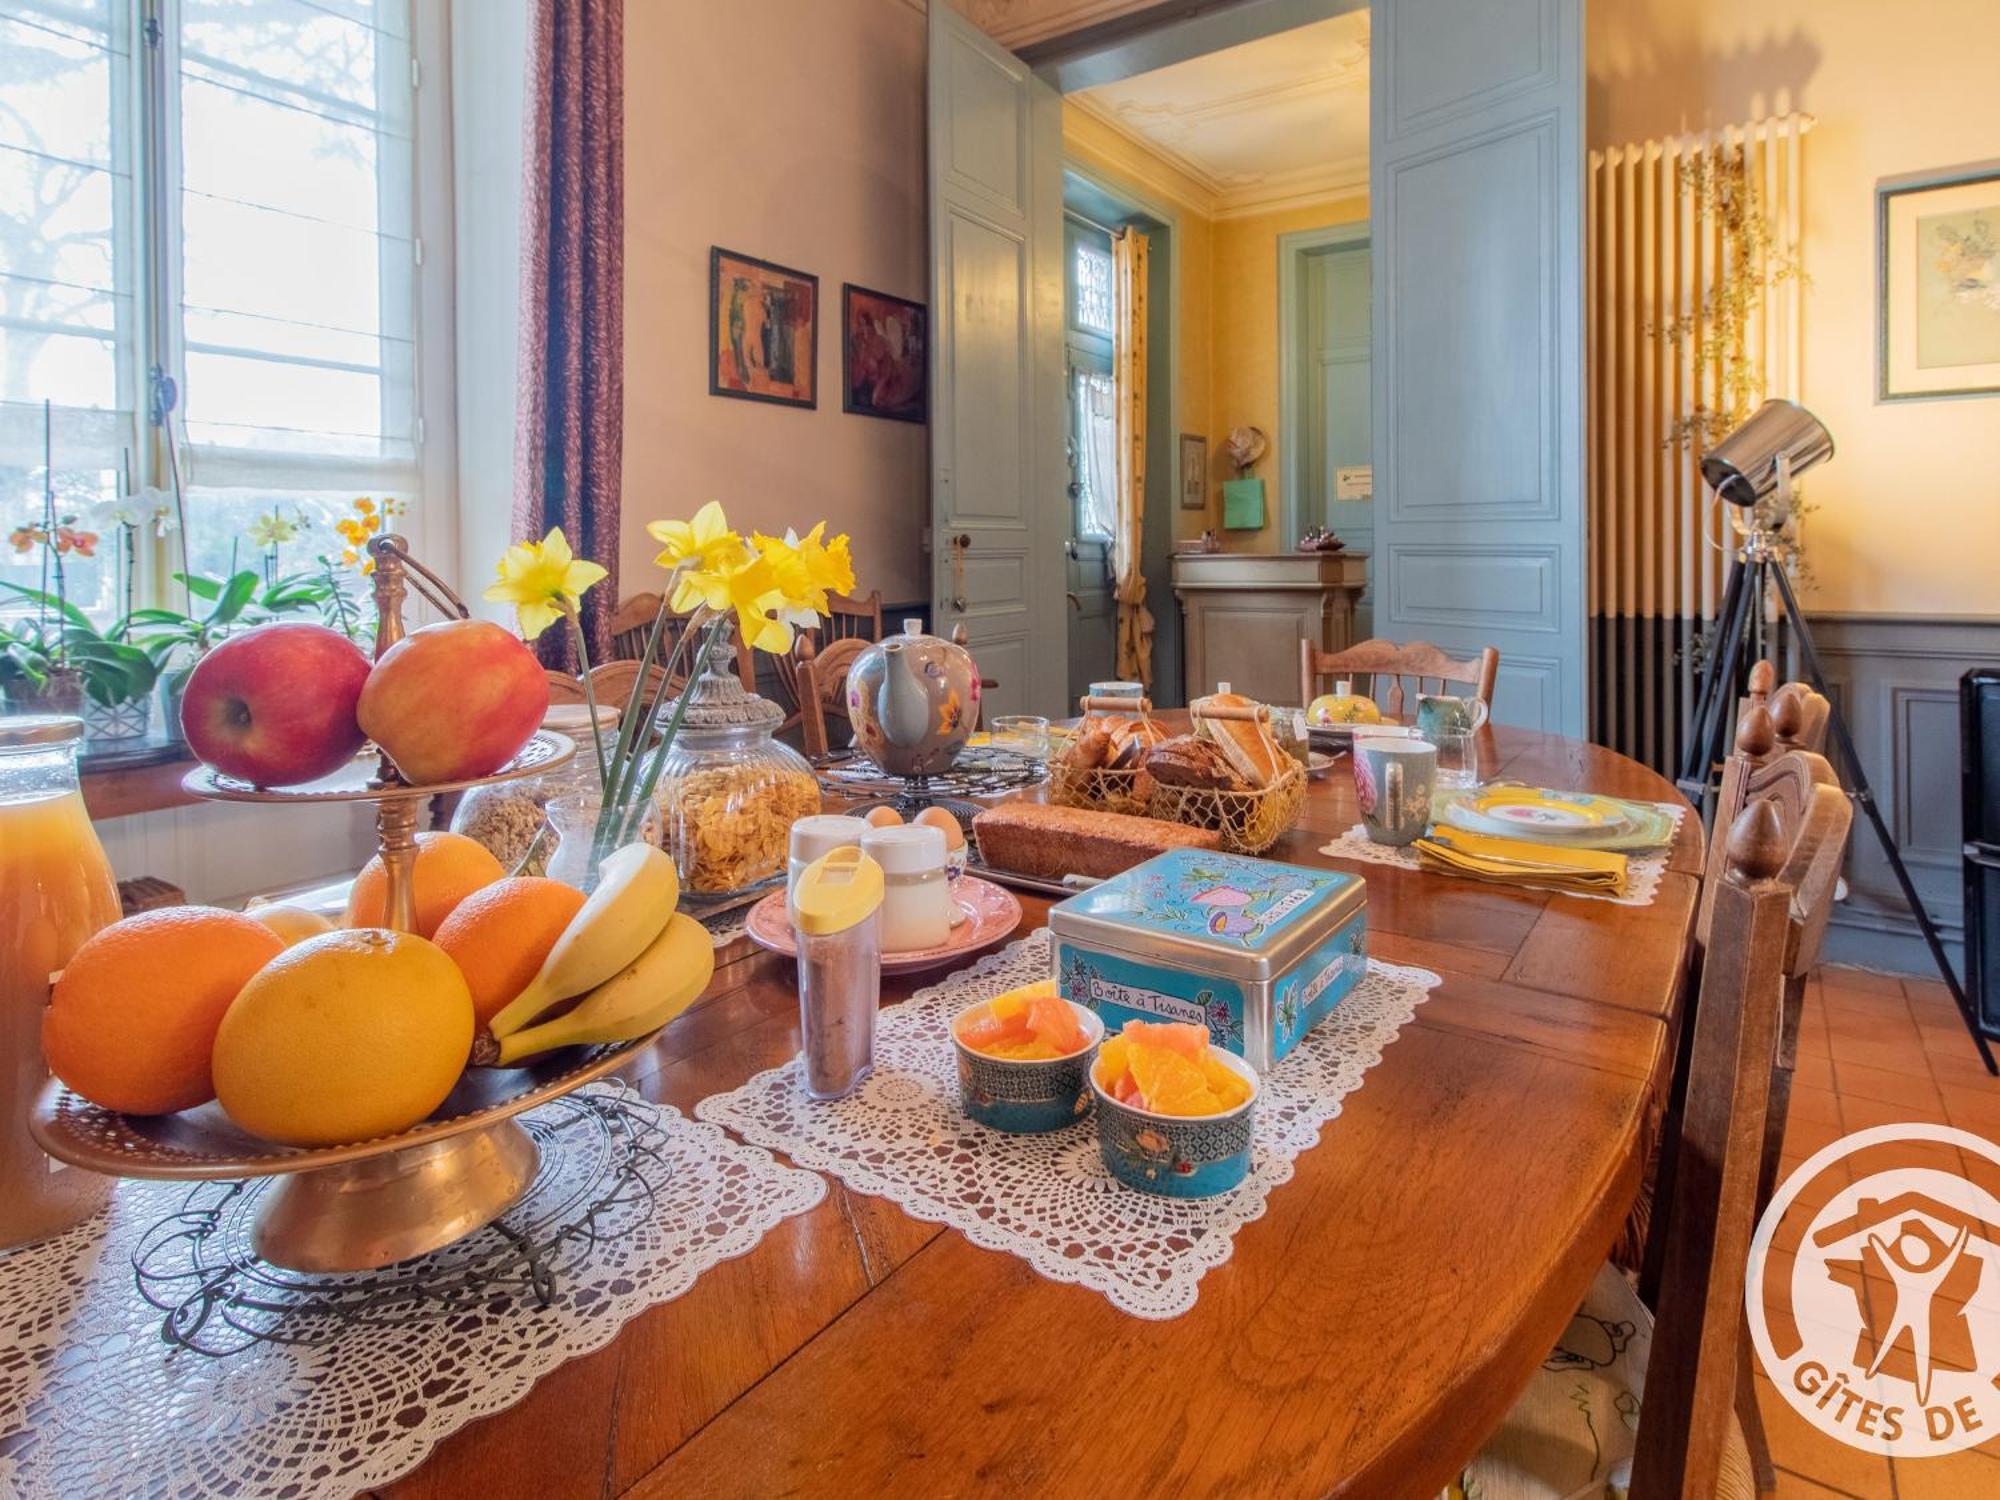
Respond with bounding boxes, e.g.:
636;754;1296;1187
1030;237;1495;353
1699;399;1834;507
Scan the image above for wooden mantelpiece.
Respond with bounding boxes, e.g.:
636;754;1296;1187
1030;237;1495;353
1171;550;1367;707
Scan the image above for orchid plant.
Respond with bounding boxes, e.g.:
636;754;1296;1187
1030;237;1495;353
485;503;854;868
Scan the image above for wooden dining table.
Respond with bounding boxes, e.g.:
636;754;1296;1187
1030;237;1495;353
382;722;1702;1500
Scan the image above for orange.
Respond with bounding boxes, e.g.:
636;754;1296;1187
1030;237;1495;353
432;877;586;1027
213;928;474;1147
343;831;505;938
43;906;285;1115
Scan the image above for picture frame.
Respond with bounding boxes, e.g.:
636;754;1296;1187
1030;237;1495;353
841;285;927;423
1178;433;1207;510
709;247;818;408
1877;159;2000;402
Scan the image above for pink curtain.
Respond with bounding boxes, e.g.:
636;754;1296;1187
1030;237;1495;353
514;0;624;668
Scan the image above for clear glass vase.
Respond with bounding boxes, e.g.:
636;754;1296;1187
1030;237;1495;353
545;792;664;892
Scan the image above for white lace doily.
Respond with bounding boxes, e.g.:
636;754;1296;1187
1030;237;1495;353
0;1085;824;1500
696;930;1437;1319
699;904;752;950
1320;800;1686;907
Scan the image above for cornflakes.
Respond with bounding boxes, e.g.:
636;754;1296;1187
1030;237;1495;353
659;763;820;894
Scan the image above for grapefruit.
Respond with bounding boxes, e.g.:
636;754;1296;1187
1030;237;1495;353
213;927;474;1147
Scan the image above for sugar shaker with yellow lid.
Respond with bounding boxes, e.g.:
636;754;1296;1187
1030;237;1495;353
792;847;885;1100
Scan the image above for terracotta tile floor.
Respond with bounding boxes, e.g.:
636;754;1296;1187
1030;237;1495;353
1756;965;2000;1497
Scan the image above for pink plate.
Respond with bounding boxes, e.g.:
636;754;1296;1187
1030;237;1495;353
745;876;1024;974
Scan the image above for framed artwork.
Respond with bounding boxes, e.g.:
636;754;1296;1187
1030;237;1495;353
1178;433;1207;510
710;247;818;408
1878;159;2000;401
841;285;927;422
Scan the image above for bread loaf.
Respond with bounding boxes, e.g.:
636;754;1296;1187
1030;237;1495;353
1141;734;1246;791
1193;692;1287;788
973;801;1221;881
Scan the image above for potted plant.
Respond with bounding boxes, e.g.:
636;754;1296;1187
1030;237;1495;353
0;584;160;739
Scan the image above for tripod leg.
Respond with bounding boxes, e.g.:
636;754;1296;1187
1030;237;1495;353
1678;555;1755;804
1768;564;1998;1075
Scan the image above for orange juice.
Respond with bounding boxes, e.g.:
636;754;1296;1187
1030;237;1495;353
1;717;119;1247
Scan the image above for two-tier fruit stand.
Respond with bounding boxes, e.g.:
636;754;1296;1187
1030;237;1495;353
32;536;654;1274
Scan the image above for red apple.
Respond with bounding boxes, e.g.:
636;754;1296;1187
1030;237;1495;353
359;619;548;785
180;623;373;786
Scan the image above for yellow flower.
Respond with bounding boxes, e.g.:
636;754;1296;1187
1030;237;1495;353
483;527;609;640
647;502;748;614
751;523;856;626
249;511;298;549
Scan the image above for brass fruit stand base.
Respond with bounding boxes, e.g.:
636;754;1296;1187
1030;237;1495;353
26;535;681;1275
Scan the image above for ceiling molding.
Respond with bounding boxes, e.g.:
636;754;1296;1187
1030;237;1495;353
1094;40;1368;136
1065;103;1221;217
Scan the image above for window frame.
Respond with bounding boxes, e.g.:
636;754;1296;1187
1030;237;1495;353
1;0;456;612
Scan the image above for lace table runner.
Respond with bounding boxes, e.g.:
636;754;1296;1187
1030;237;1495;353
1320;800;1687;907
697;930;1438;1319
0;1085;824;1500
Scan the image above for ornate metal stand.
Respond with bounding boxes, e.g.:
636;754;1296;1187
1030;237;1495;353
811;743;1046;830
29;535;697;1273
126;1083;670;1357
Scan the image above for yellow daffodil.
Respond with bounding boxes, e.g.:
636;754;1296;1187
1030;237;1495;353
751;523;856;628
484;526;609;640
647;501;749;614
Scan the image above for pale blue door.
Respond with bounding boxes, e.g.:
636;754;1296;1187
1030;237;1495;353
1302;241;1373;637
928;4;1069;720
1369;0;1587;734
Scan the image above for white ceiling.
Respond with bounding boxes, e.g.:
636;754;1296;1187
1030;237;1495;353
1072;11;1370;220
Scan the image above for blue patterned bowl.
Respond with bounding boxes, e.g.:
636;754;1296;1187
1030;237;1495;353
950;1001;1103;1134
1089;1049;1259;1198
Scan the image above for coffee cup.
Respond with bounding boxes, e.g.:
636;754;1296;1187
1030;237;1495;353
1354;738;1437;846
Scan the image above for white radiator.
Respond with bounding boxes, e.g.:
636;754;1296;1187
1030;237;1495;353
1587;114;1811;770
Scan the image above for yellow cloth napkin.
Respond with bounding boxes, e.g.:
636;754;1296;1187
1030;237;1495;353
1413;826;1630;897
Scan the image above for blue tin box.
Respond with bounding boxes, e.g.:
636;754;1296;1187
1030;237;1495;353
1048;849;1367;1073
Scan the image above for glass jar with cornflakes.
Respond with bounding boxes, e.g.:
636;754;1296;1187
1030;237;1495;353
653;660;821;898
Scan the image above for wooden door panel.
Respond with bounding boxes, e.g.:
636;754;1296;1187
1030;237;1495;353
1371;0;1584;735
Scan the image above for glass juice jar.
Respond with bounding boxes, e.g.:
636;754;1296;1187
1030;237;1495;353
1;716;119;1248
652;661;821;899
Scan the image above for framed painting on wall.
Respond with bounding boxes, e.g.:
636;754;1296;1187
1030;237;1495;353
1178;434;1207;510
841;285;927;423
710;247;818;408
1878;159;2000;401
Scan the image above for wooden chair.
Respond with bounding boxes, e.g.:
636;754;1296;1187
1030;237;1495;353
1299;636;1498;717
771;590;886;734
1770;679;1830;756
1455;802;1796;1499
545;661;673;713
605;594;757;692
795;635;869;759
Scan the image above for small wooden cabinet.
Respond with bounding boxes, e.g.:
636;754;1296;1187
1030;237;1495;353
1172;551;1368;707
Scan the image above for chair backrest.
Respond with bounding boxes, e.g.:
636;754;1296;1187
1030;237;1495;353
605;596;757;692
545;660;673;714
1770;679;1830;755
608;592;662;661
1299;636;1499;718
795;635;869;759
1696;694;1841;962
1631;799;1795;1500
826;588;884;643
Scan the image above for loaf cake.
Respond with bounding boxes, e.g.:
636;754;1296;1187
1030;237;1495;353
973;801;1222;881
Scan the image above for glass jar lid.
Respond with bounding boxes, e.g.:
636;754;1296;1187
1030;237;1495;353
0;714;85;748
661;654;783;733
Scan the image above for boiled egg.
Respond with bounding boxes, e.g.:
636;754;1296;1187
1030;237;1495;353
914;805;966;851
864;805;904;829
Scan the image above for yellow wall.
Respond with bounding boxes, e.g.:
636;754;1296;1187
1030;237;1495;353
1208;196;1370;550
1590;0;2000;615
621;0;929;606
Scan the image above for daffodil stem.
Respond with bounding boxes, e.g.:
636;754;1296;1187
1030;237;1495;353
614;616;724;855
568;606;611;792
599;591;675;814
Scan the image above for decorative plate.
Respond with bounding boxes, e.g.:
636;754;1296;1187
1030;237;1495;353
745;875;1023;974
1441;786;1637;838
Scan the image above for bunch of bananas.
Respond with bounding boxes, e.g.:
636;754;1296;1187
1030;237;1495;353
475;844;713;1066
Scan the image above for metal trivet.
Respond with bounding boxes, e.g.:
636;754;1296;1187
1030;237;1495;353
127;1084;669;1358
812;744;1045;824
